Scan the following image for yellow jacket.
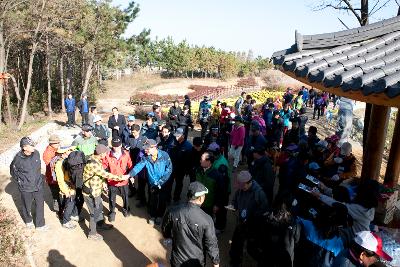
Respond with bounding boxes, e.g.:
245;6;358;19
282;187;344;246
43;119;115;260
55;158;75;197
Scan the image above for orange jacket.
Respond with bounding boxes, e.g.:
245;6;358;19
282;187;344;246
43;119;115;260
43;145;58;185
102;150;133;186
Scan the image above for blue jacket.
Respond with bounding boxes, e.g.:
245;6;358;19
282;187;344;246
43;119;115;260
78;99;89;113
263;109;273;129
129;150;173;187
121;125;132;146
65;98;76;113
280;109;292;127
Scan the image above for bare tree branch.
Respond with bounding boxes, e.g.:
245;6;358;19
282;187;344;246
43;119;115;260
338;17;350;28
342;0;363;24
370;0;391;15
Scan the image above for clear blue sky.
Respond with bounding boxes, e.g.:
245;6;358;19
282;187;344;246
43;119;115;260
112;0;398;57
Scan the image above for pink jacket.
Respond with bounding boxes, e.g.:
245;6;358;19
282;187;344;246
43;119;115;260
230;124;245;146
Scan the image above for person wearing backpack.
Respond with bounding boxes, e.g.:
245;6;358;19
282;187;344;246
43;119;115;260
43;134;62;214
82;144;130;241
234;91;246;114
65;150;86;220
102;137;133;221
198;96;212;141
54;146;79;229
93;116;110;146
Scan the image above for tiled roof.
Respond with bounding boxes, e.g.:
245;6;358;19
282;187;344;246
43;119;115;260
272;16;400;100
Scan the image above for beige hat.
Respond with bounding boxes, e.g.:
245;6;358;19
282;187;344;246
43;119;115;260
49;134;61;144
93;115;102;123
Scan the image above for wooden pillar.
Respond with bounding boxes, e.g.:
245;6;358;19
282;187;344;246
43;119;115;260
384;111;400;186
361;105;390;180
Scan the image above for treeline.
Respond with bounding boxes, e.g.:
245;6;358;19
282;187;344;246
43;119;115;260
0;0;139;129
125;35;273;79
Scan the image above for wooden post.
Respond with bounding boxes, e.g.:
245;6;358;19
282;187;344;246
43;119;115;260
384;111;400;186
361;105;390;180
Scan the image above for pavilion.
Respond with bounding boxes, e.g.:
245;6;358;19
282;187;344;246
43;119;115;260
272;16;400;186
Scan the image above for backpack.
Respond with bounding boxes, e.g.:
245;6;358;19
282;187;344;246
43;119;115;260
199;101;211;122
65;150;86;187
49;155;62;183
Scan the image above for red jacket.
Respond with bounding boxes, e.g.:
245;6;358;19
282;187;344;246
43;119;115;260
102;150;133;186
43;145;58;185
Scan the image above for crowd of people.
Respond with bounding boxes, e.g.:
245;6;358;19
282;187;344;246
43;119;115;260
9;88;394;267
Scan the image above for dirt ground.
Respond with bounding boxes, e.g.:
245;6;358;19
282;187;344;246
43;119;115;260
0;73;392;267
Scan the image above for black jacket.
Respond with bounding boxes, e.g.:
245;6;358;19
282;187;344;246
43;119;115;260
158;134;176;156
249;156;275;204
108;114;126;137
161;202;220;267
168;106;182;126
170;140;193;175
10;150;43;192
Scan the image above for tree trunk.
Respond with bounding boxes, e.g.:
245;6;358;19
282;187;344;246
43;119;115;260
82;59;93;95
0;23;6;124
18;43;38;130
9;74;21;110
4;82;12;125
66;56;72;93
398;5;400;16
59;53;65;112
46;36;52;117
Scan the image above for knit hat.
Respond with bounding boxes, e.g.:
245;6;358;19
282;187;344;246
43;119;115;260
95;144;110;155
49;134;61;144
20;137;34;148
354;231;392;261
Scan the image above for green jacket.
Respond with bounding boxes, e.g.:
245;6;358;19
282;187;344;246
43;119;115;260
72;135;98;157
195;167;223;209
213;155;232;193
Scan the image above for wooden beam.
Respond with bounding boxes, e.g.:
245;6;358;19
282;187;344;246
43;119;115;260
384;111;400;186
281;70;400;108
361;105;390;180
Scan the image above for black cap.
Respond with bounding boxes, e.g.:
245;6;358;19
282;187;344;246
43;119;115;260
111;137;122;147
20;137;34;148
187;182;208;199
81;124;93;132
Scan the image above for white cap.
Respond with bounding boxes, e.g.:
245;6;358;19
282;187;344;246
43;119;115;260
354;231;392;261
93;115;102;123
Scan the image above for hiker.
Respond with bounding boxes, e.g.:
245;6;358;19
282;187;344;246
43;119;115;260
43;134;62;213
280;104;292;136
168;100;181;132
177;106;194;140
183;95;191;114
108;107;126;138
292;91;304;111
211;100;222;128
198;96;212;140
141;112;159;140
88;106;97;127
170;128;193;202
332;231;392;267
195;152;227;227
152;104;162;122
77;94;90;126
161;181;220;267
121;115;136;145
283;88;294;105
302;86;309;107
324;142;357;182
54;145;79;229
72;124;98;158
93;116;110;146
189;137;204;183
65;150;86;220
129;139;173;225
263;102;275;133
234;91;246;114
103;137;133;221
10;137;48;230
228;171;268;267
249;147;275;204
125;124;147;200
82;144;130;241
227;115;246;169
313;93;324;120
64;93;76;128
298;107;308;137
245;121;267;168
282;117;300;148
158;126;176;155
207;143;231;233
269;110;284;147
